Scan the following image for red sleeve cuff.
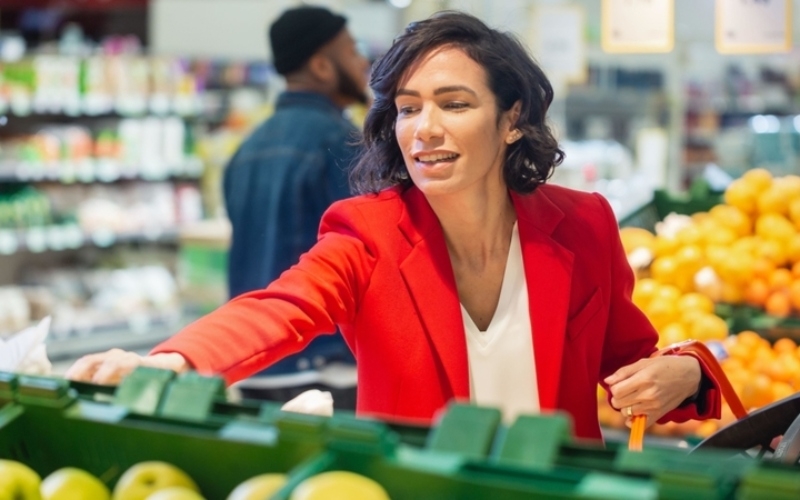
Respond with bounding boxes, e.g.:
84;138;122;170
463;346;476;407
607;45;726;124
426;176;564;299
657;351;722;424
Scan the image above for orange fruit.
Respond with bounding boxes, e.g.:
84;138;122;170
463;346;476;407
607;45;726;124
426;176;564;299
744;278;770;306
710;204;752;237
792;262;800;279
769;268;794;292
786;234;800;265
741;373;773;409
620;227;656;255
772;381;795;402
705;226;738;247
755;238;788;267
737;330;764;348
732;236;760;256
653;235;681;257
789;198;800;230
742;168;774;193
753;257;777;280
632;278;659;309
645;298;680;329
658;322;688;348
774;337;798;354
765;291;792;318
675;245;705;271
695;421;719;439
687;313;729;341
757;186;792;216
717;250;755;285
721;282;744;304
727;341;753;362
676;225;704;247
755;213;796;243
677;292;715;315
654;284;682;303
724;179;759;215
788;280;800;312
650;256;679;285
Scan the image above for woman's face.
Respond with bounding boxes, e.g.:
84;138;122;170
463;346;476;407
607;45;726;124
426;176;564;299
394;46;518;197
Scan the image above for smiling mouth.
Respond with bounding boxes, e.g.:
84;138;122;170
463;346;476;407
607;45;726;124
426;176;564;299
413;153;460;164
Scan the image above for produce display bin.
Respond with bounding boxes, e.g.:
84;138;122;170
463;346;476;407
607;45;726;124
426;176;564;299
618;180;723;232
0;368;797;499
715;303;800;342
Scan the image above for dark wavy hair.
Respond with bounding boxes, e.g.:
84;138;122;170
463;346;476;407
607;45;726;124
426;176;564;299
350;11;564;195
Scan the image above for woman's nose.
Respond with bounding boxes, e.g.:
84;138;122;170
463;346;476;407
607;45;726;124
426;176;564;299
413;107;442;142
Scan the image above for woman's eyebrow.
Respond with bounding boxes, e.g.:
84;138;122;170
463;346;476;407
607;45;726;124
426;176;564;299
396;85;477;98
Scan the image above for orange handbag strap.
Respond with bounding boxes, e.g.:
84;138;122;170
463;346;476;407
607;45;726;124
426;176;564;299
628;340;747;451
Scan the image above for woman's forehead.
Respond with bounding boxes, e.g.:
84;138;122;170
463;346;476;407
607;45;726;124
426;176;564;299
397;46;486;91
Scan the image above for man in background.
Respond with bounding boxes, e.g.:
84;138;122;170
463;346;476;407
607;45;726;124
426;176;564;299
223;5;369;409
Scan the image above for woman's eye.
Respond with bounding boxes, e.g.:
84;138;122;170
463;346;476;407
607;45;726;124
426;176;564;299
444;102;469;111
397;105;417;116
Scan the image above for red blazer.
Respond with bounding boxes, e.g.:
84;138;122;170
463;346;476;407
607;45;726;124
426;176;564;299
153;184;721;440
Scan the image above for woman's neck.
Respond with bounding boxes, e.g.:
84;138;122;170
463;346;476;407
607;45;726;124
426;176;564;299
428;185;517;270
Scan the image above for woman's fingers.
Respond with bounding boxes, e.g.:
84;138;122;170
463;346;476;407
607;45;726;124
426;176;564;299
65;348;142;385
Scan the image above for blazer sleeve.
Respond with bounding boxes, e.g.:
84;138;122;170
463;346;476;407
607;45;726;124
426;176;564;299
594;193;721;423
150;201;376;385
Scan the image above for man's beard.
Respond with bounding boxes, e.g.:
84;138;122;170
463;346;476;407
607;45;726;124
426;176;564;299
333;60;368;105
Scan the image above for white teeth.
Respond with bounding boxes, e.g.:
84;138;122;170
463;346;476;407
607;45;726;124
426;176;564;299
416;153;458;162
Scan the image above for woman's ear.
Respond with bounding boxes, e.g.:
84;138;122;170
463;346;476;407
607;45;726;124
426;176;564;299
503;101;523;144
507;100;522;131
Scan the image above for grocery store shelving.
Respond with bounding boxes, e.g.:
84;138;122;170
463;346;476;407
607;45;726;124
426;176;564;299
46;313;194;362
0;225;179;255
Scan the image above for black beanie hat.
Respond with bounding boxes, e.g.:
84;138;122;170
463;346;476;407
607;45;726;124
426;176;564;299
269;6;347;76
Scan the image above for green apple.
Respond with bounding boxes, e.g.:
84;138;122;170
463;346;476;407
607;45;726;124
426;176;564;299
290;471;390;500
112;462;199;500
0;459;41;500
144;487;204;500
226;473;287;500
41;467;110;500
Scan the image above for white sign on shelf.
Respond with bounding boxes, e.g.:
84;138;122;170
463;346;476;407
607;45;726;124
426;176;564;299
601;0;674;53
530;5;586;84
716;0;792;54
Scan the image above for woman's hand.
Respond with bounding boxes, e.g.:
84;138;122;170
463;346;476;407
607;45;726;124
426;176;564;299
604;355;701;427
65;349;189;385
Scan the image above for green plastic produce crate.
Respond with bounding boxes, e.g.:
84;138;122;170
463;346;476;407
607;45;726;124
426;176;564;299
619;179;724;232
0;368;795;499
715;303;800;342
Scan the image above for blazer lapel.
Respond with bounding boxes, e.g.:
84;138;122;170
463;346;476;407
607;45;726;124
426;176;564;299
512;189;574;411
397;188;470;401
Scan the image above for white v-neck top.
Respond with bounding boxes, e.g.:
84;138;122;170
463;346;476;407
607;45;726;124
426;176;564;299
460;223;540;424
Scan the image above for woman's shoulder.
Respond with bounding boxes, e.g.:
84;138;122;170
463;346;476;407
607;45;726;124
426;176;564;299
325;187;406;225
529;184;617;242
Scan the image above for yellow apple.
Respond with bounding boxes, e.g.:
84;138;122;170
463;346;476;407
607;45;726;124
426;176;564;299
290;471;390;500
226;473;287;500
112;462;199;500
0;460;41;500
144;487;204;500
41;467;110;500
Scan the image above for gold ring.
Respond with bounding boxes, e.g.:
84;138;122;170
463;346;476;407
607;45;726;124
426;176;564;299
625;405;633;417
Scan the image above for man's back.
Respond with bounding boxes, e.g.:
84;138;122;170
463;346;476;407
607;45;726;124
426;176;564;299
224;91;357;298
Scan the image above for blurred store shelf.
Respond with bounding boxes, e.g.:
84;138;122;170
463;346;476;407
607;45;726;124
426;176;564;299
46;313;195;361
0;226;179;255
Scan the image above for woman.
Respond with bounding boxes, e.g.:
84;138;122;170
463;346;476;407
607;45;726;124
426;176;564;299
67;12;720;440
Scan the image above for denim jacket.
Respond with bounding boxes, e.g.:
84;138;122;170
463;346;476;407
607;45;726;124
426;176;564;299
223;91;359;375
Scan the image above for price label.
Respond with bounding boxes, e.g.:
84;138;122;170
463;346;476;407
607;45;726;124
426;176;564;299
530;6;586;83
716;0;791;53
601;0;674;53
